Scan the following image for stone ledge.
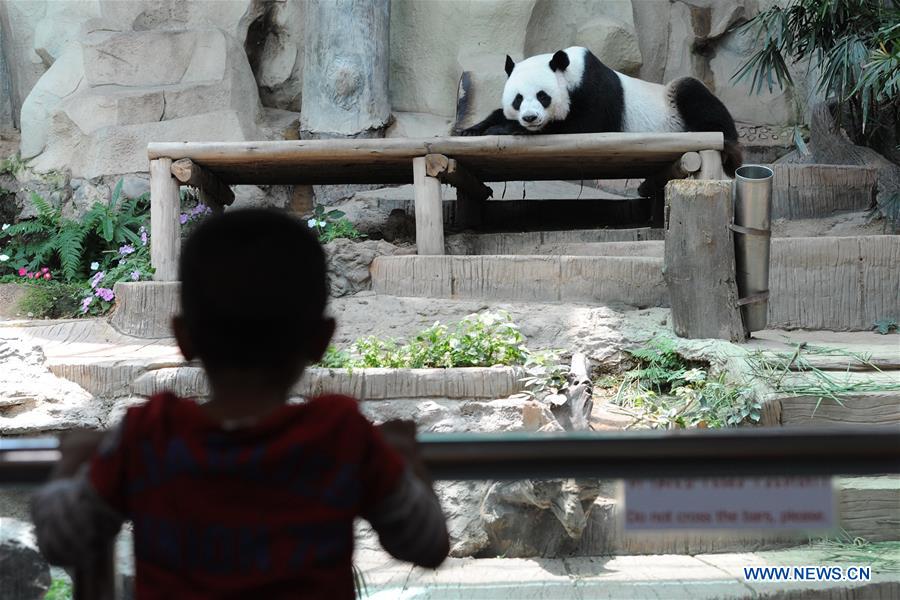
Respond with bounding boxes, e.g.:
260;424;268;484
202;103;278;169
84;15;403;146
130;365;525;400
372;255;669;308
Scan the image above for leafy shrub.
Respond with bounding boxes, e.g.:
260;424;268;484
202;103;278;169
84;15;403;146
612;337;761;429
733;0;900;148
45;579;73;600
517;349;570;399
307;205;363;244
317;311;529;369
873;317;899;335
0;180;150;282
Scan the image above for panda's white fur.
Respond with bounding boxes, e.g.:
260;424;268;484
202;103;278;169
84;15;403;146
503;46;682;134
616;72;685;133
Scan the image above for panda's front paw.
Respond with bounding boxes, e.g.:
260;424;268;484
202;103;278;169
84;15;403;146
458;127;482;137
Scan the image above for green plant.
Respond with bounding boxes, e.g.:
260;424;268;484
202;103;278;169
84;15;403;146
517;349;570;399
612;337;761;429
0;180;150;282
0;154;26;177
18;280;82;319
308;205;363;243
809;531;900;572
874;317;899;334
44;578;73;600
746;344;900;415
319;345;355;369
733;0;900;147
315;311;529;369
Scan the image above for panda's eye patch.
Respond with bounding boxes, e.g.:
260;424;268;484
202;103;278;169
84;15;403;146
537;91;551;108
512;94;523;110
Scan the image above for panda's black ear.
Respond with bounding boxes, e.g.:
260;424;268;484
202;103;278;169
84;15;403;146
549;50;570;72
505;55;515;77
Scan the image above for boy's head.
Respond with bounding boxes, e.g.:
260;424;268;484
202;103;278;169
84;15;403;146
173;208;334;388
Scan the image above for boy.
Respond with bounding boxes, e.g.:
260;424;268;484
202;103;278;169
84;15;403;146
31;208;449;598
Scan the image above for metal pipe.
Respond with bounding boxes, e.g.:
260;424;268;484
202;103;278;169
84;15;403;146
4;427;899;485
733;165;774;332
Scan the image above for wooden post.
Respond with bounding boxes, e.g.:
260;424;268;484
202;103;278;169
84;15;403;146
150;158;181;281
698;149;725;180
663;179;747;342
413;156;445;255
424;153;491;230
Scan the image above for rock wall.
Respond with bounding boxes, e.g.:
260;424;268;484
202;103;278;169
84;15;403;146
0;0;801;179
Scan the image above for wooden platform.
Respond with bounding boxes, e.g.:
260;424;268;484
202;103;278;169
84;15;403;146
148;132;726;279
147;132;724;185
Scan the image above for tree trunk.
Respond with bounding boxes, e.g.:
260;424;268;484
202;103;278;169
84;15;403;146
808;102;900;225
300;0;391;139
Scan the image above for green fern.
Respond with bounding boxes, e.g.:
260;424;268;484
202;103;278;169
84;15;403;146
54;221;88;280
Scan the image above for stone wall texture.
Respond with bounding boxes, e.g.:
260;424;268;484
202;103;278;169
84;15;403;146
0;0;799;176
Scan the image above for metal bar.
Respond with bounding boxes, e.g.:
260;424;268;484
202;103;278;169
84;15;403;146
4;427;899;485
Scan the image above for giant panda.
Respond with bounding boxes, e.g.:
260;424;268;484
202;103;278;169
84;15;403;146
459;46;742;176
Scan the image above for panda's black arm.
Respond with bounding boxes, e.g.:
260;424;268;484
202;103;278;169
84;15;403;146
459;109;521;136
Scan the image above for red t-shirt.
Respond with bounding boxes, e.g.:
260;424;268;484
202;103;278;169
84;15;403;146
89;392;405;599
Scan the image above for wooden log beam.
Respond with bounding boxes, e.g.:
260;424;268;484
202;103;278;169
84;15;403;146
170;158;234;211
664;179;747;341
147;132;725;162
638;152;702;195
424;153;492;229
412;156;445;255
150;158;181;281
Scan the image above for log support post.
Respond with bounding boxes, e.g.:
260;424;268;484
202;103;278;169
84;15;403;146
170;158;234;214
413;156;445;255
663;179;747;342
697;149;725;180
150;158;181;281
425;153;492;230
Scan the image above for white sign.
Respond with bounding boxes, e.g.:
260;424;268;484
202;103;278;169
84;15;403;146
623;477;835;532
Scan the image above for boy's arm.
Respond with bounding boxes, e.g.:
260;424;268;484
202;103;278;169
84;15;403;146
362;420;450;569
30;426;127;566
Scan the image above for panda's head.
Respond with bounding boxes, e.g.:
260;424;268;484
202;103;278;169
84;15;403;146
501;48;581;132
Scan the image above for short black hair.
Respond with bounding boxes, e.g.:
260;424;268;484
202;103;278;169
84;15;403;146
178;208;328;372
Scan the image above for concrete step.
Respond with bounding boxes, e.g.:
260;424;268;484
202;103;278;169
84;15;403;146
371;235;900;331
445;227;663;255
356;545;899;599
768;164;877;220
769;392;900;427
371;253;667;307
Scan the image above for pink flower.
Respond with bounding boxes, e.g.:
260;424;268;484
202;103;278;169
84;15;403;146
40;267;49;274
95;287;115;302
27;273;34;279
43;273;51;280
17;267;26;277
